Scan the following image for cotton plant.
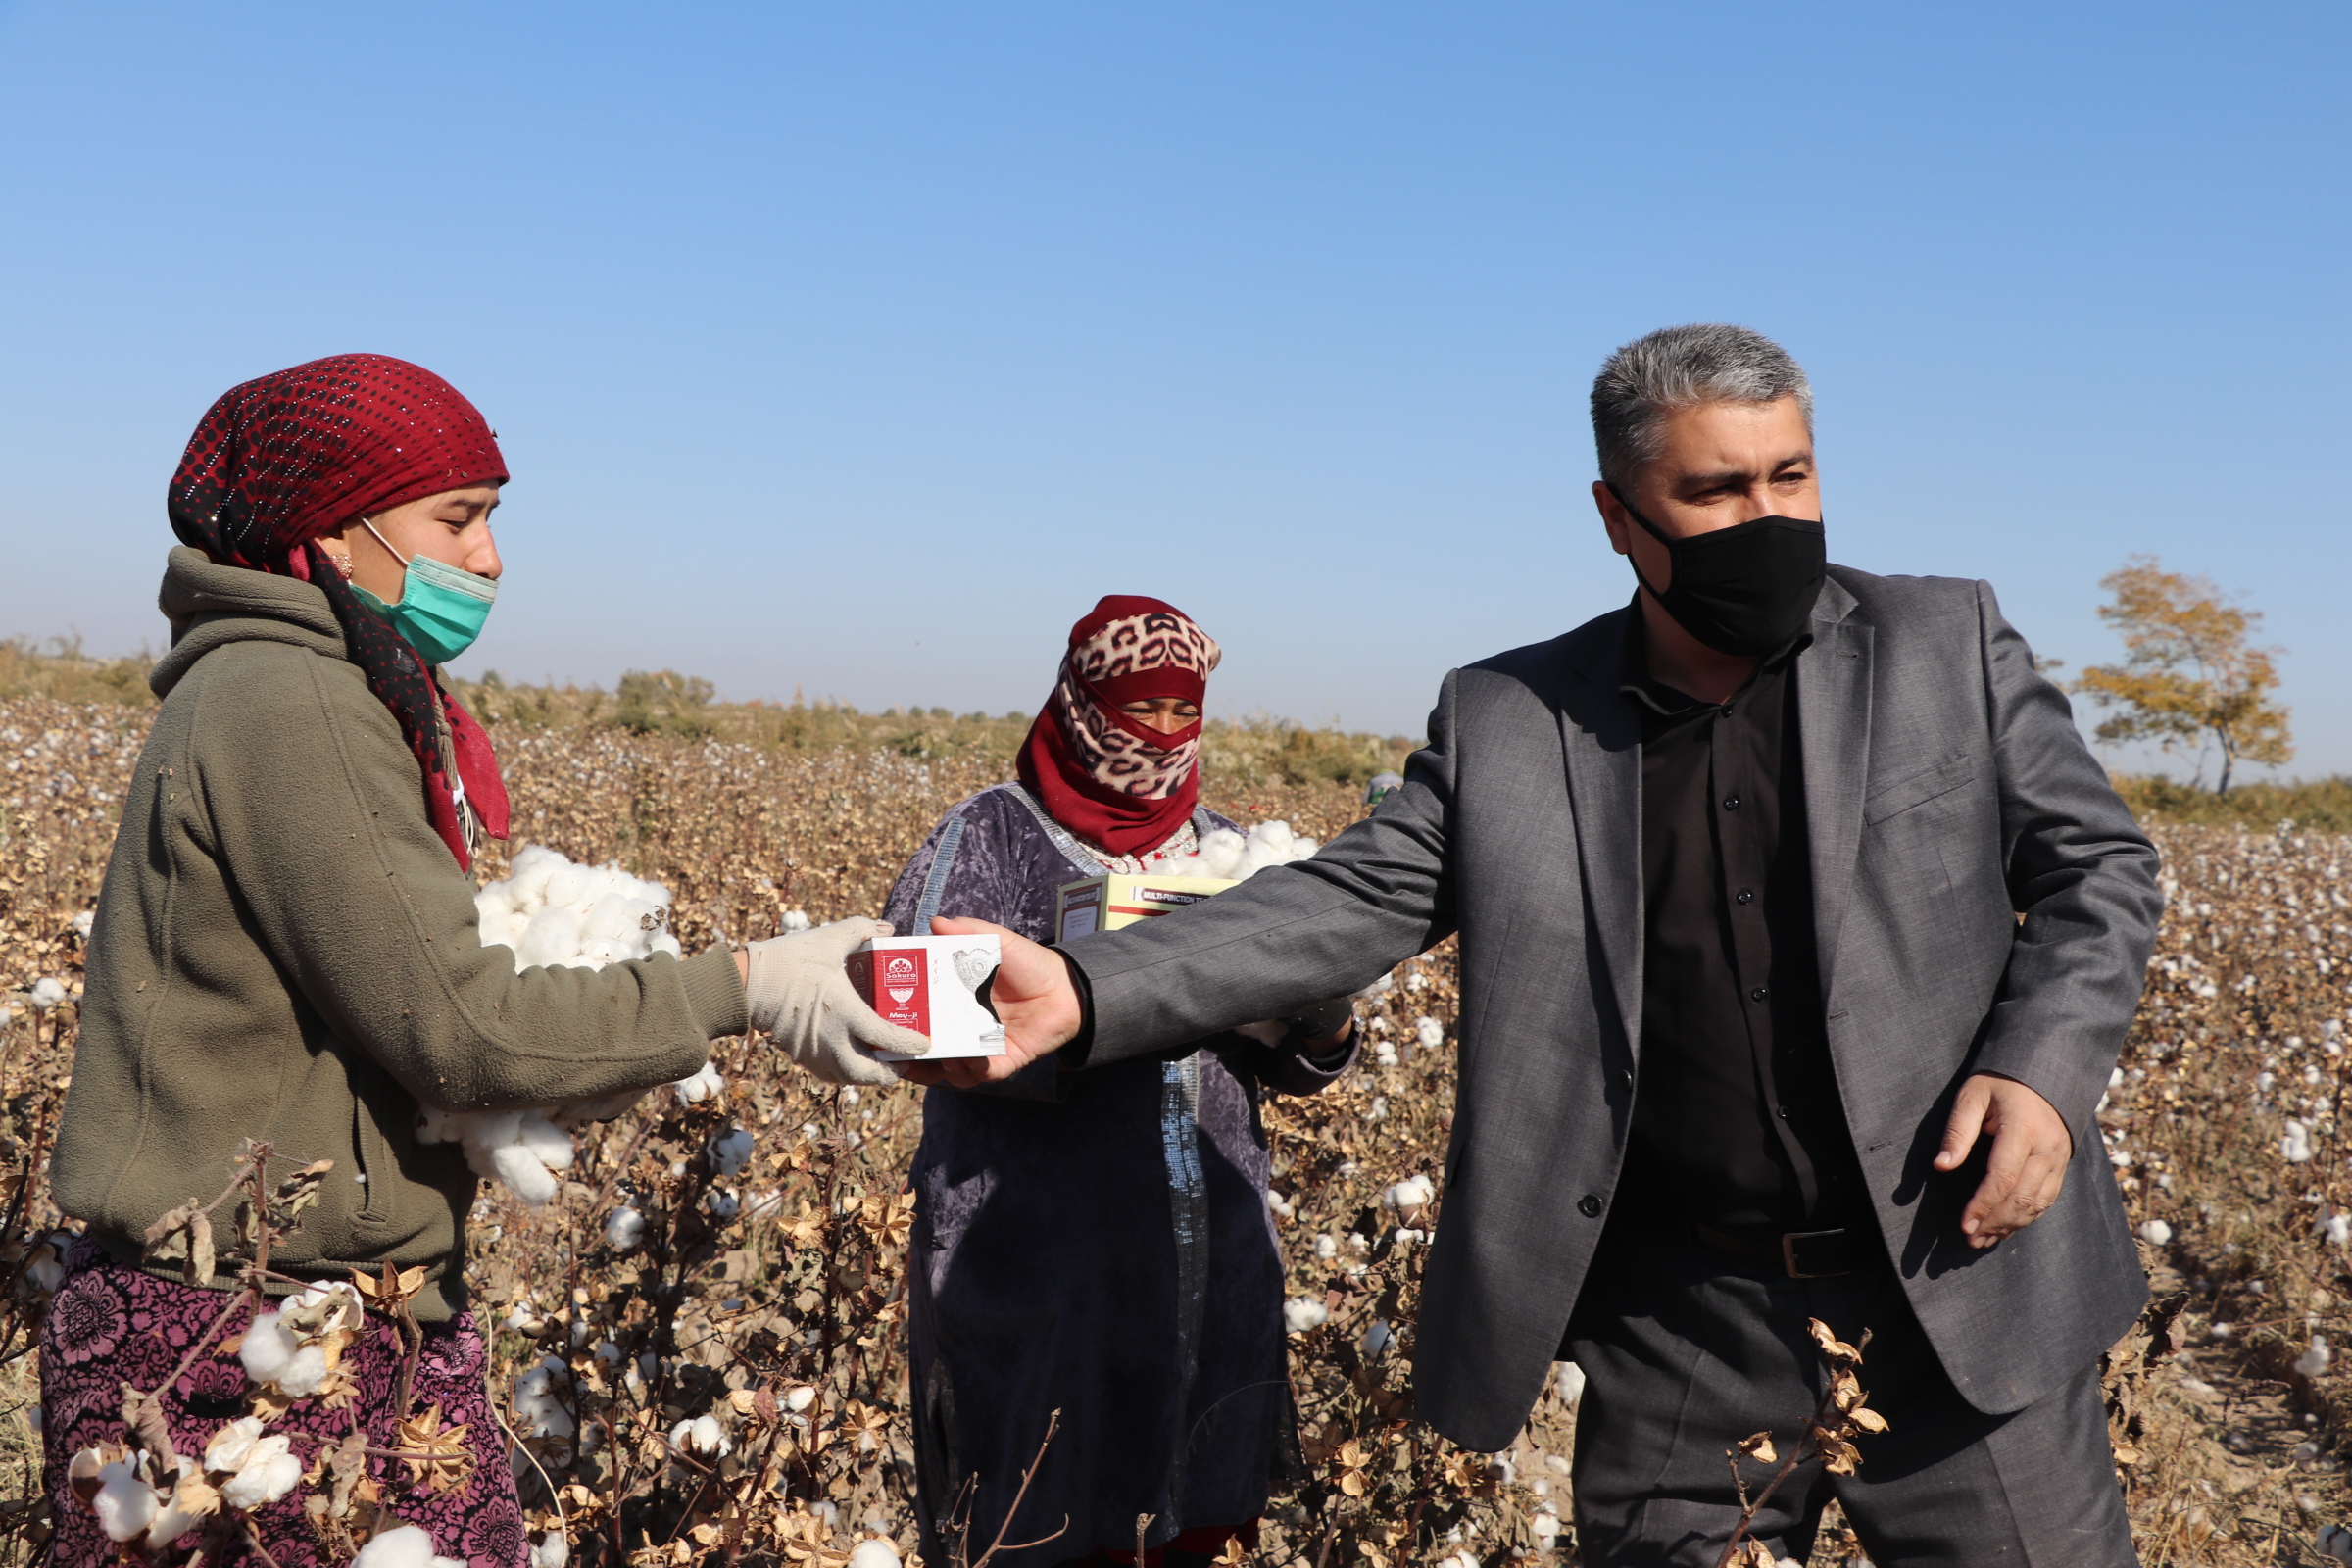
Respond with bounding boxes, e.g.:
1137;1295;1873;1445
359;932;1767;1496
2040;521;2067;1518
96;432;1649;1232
419;847;734;1204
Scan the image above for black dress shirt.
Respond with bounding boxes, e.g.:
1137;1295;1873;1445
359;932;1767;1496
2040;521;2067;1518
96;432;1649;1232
1618;610;1867;1235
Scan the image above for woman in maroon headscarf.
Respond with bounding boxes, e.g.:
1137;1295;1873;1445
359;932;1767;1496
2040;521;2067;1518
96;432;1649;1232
881;596;1358;1568
43;354;916;1566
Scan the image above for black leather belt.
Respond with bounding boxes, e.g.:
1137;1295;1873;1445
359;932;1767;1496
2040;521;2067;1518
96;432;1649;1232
1691;1222;1862;1279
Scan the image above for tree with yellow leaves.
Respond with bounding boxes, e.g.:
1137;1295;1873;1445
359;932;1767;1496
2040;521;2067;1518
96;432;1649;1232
2073;557;2291;794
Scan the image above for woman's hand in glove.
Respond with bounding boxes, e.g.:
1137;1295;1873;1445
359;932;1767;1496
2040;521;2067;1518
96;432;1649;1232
743;918;931;1087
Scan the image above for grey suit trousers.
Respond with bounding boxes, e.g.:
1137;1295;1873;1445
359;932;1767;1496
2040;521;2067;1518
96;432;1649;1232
1564;1225;2137;1567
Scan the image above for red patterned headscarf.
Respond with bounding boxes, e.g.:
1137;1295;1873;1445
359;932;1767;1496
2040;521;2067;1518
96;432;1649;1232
1016;595;1221;857
168;354;511;868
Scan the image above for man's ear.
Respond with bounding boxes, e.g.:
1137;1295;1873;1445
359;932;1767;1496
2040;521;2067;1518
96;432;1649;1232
1592;479;1634;558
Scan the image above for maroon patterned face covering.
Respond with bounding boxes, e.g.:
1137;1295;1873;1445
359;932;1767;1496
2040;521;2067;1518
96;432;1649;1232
167;354;512;867
1015;596;1222;857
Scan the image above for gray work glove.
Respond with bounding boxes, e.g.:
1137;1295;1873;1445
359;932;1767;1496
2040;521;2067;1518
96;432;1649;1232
743;918;931;1087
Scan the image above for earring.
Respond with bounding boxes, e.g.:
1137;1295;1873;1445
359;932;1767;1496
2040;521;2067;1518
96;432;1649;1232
330;552;355;580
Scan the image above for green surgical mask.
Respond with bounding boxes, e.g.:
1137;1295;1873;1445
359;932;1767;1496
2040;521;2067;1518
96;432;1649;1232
349;517;498;665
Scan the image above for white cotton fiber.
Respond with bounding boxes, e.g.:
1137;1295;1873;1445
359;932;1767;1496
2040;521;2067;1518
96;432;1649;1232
1384;1174;1436;1210
492;1143;563;1207
514;906;584;972
1283;1298;1329;1333
238;1311;300;1385
93;1462;157;1543
444;848;716;1202
532;1534;571;1568
673;1062;727;1104
274;1344;331;1398
205;1415;266;1474
515;1112;575;1172
354;1523;466;1568
1156;820;1318;882
848;1540;901;1568
220;1435;302;1508
605;1207;645;1250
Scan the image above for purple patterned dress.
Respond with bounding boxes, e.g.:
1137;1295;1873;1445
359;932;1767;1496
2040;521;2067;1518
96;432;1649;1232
41;1237;527;1567
884;785;1355;1567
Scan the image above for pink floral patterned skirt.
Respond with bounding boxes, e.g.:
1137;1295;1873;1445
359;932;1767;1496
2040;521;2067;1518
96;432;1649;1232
40;1237;527;1566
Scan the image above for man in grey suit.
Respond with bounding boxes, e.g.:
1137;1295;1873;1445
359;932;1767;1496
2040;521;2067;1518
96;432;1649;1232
918;324;2162;1563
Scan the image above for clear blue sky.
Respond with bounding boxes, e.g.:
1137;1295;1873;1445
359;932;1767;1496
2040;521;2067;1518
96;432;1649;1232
3;3;2345;778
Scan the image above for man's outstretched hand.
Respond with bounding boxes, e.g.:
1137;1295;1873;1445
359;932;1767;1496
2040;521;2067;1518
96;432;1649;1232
1935;1072;2075;1249
894;917;1084;1089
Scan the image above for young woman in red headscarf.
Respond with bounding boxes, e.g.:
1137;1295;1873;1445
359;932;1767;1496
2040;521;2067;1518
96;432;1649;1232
42;355;921;1567
880;596;1358;1568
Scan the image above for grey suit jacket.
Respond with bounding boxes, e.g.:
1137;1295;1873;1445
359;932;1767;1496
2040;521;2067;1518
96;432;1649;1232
1065;567;2163;1450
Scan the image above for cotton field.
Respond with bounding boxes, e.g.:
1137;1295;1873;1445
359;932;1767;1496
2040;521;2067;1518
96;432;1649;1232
2;688;2350;1564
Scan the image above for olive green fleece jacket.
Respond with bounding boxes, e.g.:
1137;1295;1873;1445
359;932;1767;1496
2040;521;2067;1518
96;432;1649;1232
53;549;750;1320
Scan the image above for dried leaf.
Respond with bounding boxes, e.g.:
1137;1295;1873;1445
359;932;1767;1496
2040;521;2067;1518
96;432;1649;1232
1847;1403;1889;1434
1736;1430;1778;1464
1808;1317;1862;1364
395;1404;475;1494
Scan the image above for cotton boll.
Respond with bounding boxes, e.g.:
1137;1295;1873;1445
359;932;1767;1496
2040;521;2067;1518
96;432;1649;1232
28;978;67;1010
1415;1017;1445;1052
93;1461;158;1542
1384;1174;1435;1210
848;1540;900;1568
648;931;683;958
2301;1337;2334;1378
355;1523;468;1568
274;1344;331;1398
673;1062;726;1103
239;1311;301;1385
533;1534;571;1568
1283;1298;1329;1333
670;1414;731;1459
514;906;583;971
475;884;517;932
1531;1510;1561;1545
1555;1360;1587;1404
205;1415;266;1474
785;1385;816;1413
605;1207;646;1250
492;1143;562;1206
416;1105;462;1145
1361;1319;1394;1358
709;1128;755;1177
1312;1234;1338;1260
2323;1211;2352;1248
2140;1220;2174;1246
515;1112;575;1172
2285;1121;2316;1163
2323;1525;2352;1562
220;1435;301;1508
781;909;812;932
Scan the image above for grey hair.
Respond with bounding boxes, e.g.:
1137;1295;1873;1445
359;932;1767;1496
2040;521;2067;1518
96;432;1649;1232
1590;323;1813;487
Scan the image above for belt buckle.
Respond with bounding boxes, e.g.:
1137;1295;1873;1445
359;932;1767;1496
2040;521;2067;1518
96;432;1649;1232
1781;1228;1847;1280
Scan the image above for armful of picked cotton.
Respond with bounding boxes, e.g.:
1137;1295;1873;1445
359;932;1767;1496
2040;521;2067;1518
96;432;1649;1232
421;847;734;1206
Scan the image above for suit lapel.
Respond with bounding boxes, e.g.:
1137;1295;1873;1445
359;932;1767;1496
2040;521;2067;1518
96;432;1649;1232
1798;580;1873;994
1556;614;1645;1056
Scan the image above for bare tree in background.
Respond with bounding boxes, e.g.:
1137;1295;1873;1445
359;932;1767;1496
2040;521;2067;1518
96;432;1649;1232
2074;557;2292;794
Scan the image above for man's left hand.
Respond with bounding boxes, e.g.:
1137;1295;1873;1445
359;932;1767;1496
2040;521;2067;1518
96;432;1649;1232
1935;1072;2075;1249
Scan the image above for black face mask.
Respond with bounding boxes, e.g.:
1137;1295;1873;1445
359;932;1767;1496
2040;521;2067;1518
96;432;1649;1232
1607;483;1827;658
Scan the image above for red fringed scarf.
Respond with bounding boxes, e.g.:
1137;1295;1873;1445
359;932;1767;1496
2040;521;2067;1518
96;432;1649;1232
167;354;511;869
1015;595;1221;858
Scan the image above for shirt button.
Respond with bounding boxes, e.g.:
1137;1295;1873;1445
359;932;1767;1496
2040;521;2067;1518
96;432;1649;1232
1620;1069;1636;1093
1735;889;1755;905
1578;1194;1605;1219
1722;793;1741;810
1750;986;1769;1002
1779;1104;1792;1119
